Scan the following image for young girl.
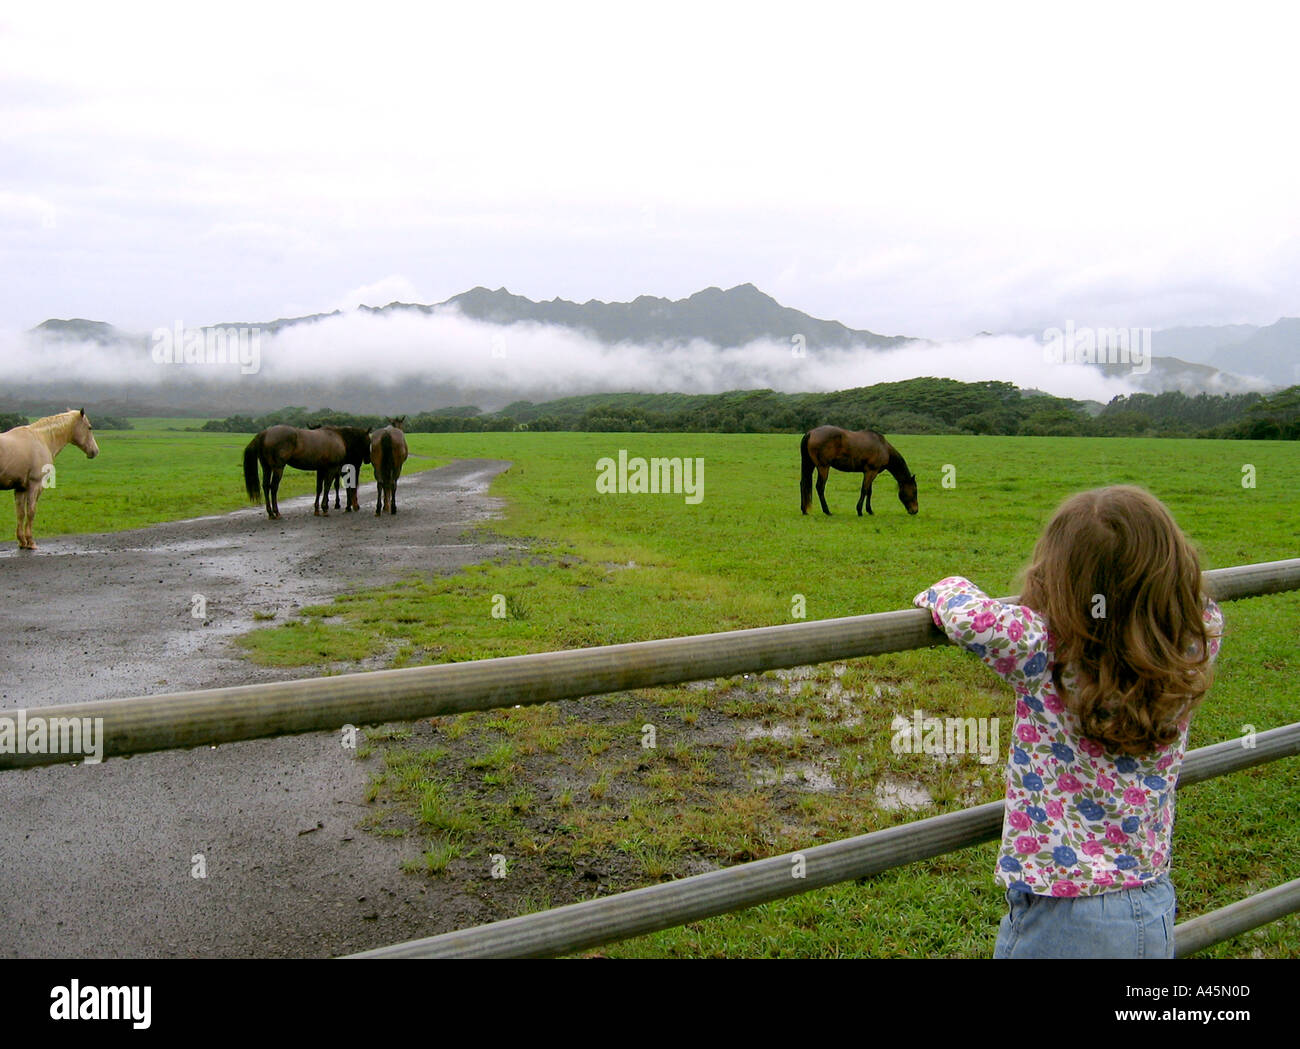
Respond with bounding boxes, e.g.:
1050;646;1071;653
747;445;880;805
914;485;1223;958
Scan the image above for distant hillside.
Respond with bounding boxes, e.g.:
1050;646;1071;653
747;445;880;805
1208;317;1300;387
1150;323;1257;364
17;286;1287;414
30;318;137;345
410;282;913;350
198;379;1289;441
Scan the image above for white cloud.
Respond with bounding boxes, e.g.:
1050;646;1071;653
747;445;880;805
0;308;1178;405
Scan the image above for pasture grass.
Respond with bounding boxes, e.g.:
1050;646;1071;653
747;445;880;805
237;431;1300;958
44;425;1297;957
14;422;446;537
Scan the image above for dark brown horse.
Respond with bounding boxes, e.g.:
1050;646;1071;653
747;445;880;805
800;426;918;516
370;417;408;515
243;424;371;519
324;425;372;512
309;424;369;512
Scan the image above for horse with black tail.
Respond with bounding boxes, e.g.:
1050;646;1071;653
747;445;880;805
370;417;408;515
800;425;918;516
243;424;371;519
323;425;372;512
308;423;370;511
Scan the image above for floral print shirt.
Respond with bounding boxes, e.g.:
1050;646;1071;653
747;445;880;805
914;577;1223;897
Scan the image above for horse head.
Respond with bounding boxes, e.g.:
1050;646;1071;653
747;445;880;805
899;472;918;515
73;408;100;459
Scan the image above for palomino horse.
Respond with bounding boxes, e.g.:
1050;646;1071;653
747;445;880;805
370;417;409;515
800;425;918;516
243;424;371;519
0;409;101;549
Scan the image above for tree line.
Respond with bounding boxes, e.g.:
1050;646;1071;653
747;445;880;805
196;378;1298;439
0;412;132;431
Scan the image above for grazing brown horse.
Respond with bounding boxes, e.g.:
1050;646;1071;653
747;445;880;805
0;409;101;549
370;417;408;515
800;425;918;516
243;424;371;519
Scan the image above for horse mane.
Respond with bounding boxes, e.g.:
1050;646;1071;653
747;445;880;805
24;410;80;446
322;424;371;461
882;437;913;481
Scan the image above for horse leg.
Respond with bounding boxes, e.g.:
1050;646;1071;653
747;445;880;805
270;467;284;519
334;473;342;510
816;466;831;515
315;471;327;516
858;471;877;516
14;489;29;549
20;487;39;549
28;488;37;548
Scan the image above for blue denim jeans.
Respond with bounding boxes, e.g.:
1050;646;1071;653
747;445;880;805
993;874;1176;959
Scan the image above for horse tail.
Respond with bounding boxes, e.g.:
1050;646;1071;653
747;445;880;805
243;432;264;501
379;431;395;487
800;431;814;513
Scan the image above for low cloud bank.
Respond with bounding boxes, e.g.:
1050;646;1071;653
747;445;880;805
2;307;1182;405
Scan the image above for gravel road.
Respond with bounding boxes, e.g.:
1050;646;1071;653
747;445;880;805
0;458;514;957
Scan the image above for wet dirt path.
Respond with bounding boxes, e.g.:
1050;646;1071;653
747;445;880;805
0;459;514;957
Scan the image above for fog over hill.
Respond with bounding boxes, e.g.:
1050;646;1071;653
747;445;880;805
4;285;1285;417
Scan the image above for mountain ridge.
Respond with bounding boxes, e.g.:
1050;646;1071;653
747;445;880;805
19;285;1293;411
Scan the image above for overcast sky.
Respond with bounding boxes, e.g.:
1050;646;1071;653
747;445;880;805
3;3;1298;341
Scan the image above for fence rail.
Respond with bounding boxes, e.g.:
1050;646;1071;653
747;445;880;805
2;558;1298;770
3;557;1297;959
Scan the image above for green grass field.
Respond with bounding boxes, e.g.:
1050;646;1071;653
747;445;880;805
234;431;1299;958
19;426;1300;956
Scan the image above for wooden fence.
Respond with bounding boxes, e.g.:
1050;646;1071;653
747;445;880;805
3;557;1298;958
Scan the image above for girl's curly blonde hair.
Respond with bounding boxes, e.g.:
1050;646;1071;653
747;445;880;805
1018;485;1217;756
